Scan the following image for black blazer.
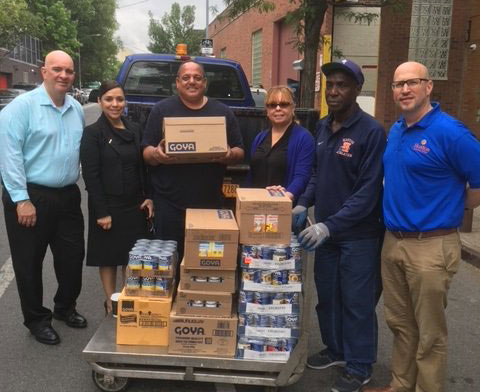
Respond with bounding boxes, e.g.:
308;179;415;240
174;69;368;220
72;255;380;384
80;113;151;219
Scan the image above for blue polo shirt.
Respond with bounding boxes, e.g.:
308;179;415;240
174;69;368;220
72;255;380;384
383;102;480;231
0;84;84;202
297;104;386;240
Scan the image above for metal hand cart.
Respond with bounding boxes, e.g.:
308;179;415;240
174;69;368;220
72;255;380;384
83;251;314;392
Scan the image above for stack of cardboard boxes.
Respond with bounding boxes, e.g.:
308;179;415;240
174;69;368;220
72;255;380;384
235;189;302;361
168;209;239;357
116;239;178;346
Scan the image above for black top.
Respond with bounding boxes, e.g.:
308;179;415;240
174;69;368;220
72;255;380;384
80;114;151;219
142;96;244;209
250;122;293;188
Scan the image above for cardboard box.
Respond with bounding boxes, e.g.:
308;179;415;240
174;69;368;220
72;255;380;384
180;260;236;293
176;287;233;316
116;289;173;346
235;188;292;245
164;116;227;163
168;303;237;357
184;209;239;270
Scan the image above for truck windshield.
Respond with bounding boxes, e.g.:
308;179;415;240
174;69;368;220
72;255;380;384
123;61;245;100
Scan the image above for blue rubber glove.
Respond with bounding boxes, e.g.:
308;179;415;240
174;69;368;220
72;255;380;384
298;223;330;251
292;205;308;233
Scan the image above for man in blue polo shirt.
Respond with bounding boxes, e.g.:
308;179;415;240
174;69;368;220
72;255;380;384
292;59;386;392
364;62;480;392
0;50;87;346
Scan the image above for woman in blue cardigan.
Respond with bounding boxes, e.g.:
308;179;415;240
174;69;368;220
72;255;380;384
250;86;314;203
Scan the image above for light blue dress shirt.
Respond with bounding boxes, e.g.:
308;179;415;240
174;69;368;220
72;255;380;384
0;84;85;202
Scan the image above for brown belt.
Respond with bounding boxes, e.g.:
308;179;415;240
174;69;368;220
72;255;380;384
389;228;457;240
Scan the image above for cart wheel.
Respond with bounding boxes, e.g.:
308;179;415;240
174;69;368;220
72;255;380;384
264;387;279;392
92;370;129;392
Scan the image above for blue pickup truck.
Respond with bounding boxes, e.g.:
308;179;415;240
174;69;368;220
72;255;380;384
108;53;319;199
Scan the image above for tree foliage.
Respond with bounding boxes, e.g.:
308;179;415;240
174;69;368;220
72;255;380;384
148;2;204;56
222;0;405;108
0;0;38;53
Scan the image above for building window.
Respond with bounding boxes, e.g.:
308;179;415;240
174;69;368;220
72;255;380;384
408;0;452;80
220;47;227;59
9;35;42;66
251;29;263;86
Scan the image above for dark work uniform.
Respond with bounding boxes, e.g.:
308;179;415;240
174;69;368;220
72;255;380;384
297;104;386;379
142;96;243;259
80;114;151;267
250;124;292;188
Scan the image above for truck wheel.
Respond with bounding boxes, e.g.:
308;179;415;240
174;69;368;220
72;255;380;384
92;370;129;392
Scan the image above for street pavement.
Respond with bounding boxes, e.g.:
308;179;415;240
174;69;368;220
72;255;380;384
0;103;478;391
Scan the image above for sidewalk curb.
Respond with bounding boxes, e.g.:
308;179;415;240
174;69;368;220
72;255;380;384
461;245;480;269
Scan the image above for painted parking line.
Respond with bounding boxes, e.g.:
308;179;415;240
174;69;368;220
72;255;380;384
0;257;14;299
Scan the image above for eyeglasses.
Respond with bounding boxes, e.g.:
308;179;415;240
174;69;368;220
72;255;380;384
266;102;292;109
178;74;205;83
391;78;429;90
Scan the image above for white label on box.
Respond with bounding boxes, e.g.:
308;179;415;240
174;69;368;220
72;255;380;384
245;326;292;338
244;258;296;270
243;349;290;361
245;303;292;314
242;281;302;292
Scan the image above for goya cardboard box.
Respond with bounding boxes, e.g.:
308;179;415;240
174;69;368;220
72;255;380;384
163;116;227;163
116;288;173;346
184;209;239;270
176;287;233;316
168;303;238;357
180;260;236;293
235;188;292;245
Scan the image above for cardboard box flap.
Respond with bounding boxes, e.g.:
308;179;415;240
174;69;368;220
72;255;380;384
185;209;239;242
164;116;226;126
236;188;292;214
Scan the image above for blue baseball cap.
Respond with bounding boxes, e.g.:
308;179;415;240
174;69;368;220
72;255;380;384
321;59;364;87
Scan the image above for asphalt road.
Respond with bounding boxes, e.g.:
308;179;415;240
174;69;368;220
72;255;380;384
0;103;478;391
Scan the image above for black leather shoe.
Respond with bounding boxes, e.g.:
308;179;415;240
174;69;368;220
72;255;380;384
31;326;60;345
53;310;87;328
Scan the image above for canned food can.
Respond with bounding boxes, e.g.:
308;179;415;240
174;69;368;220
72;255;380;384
258;314;272;327
266;339;279;352
242;245;259;259
243;269;261;283
250;339;264;352
158;251;173;271
286;338;296;352
208;276;222;283
237;337;250;358
254;291;271;305
261;245;275;260
246;313;257;326
162;244;177;252
141;276;155;291
205;300;218;308
190;300;204;308
142;254;159;270
285;292;300;305
273;248;288;261
239;291;254;303
261;270;272;285
163;240;177;247
272;270;288;285
288;270;302;283
194;276;208;283
284;314;299;329
290;242;302;260
155;278;168;291
136;239;151;245
275;315;286;328
276;338;288;352
150;239;163;245
126;276;141;289
238;313;246;326
272;292;285;304
128;251;143;270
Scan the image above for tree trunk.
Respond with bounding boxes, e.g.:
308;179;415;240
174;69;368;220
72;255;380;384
299;0;328;108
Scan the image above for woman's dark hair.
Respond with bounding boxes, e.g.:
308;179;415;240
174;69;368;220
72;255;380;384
98;80;124;99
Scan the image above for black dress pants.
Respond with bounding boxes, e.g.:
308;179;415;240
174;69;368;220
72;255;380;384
2;184;85;332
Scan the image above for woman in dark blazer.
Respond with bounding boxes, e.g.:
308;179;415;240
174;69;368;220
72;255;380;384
80;80;153;314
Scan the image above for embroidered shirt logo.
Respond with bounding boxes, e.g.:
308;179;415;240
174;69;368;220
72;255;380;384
412;139;430;154
336;138;354;158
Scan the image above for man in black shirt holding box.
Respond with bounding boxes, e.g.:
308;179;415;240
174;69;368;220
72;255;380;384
142;61;244;258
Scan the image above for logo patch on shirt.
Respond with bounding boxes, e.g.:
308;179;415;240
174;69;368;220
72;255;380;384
336;138;354;158
412;139;430;154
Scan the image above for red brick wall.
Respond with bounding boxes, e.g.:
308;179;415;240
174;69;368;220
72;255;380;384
376;0;472;131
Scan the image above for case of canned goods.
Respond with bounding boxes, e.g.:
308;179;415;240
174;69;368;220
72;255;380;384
236;336;298;361
241;243;302;270
237;290;300;314
125;276;175;297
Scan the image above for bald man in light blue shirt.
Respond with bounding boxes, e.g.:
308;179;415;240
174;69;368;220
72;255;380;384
0;50;87;345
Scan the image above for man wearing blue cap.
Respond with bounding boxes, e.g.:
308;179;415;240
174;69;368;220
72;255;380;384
292;59;386;392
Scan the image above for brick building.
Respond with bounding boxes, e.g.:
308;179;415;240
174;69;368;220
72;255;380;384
376;0;480;137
